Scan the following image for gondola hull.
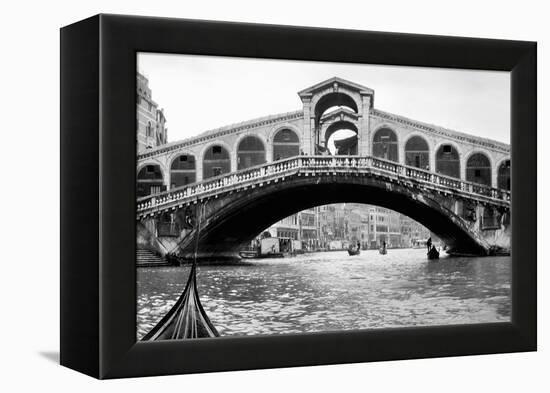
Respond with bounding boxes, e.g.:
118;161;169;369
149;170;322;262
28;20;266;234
142;265;219;340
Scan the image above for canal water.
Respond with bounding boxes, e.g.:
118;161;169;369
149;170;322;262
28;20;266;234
136;248;511;339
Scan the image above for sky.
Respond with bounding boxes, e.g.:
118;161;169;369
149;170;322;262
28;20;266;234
137;53;510;145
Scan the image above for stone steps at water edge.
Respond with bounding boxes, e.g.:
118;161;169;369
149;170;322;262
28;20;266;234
136;249;172;267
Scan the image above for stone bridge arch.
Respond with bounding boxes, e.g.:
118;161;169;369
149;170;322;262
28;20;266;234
166;174;501;261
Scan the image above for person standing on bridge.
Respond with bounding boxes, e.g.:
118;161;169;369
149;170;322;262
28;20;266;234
427;237;432;251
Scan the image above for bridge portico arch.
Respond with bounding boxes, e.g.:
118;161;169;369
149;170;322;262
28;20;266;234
324;120;359;155
234;133;268;170
169;152;197;189
372;125;399;163
404;134;431;170
465;150;494;187
137;161;166;197
270;125;301;161
298;77;374;156
434;140;463;179
496;157;511;191
318;109;359;152
199;141;233;181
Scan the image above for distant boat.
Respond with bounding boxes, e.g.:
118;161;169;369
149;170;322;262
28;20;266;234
427;246;440;260
347;243;361;256
239;250;259;259
379;243;387;255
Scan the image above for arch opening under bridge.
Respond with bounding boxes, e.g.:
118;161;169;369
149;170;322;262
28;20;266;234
170;173;500;261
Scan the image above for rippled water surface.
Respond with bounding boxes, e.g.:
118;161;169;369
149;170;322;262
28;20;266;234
137;249;511;339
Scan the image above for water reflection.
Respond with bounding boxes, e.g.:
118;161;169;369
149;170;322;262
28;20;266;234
137;248;511;339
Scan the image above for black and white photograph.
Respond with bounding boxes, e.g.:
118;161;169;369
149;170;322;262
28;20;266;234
135;54;512;340
2;0;543;389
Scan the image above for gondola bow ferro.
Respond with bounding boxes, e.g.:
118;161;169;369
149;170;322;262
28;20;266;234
142;203;219;340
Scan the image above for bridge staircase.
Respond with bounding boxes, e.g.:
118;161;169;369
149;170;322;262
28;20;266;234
136;248;172;267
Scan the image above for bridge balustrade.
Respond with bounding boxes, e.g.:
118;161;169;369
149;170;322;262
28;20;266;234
137;155;510;217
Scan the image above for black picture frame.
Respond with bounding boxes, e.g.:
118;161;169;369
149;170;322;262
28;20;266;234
60;14;536;379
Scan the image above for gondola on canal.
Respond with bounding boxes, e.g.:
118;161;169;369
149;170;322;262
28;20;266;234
379;241;387;255
347;242;361;256
142;204;219;340
427;245;440;260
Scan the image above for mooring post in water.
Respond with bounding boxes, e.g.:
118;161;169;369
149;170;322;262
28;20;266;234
142;201;220;340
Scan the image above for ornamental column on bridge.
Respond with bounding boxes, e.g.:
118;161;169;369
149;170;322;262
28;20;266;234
298;77;375;156
300;95;314;155
359;94;372;156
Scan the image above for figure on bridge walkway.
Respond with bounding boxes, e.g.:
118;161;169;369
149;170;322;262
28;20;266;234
142;202;219;340
315;144;331;156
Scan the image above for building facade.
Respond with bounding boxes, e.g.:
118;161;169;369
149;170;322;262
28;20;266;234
137;72;168;153
265;203;430;252
367;206;403;248
265;208;320;251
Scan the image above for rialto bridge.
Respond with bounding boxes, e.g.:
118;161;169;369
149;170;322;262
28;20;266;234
136;77;511;261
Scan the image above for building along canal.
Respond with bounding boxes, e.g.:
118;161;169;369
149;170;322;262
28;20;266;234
137;248;511;339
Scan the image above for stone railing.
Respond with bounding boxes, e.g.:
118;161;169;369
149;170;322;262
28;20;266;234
137;155;510;218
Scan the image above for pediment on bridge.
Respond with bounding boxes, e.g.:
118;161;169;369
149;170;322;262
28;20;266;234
320;107;359;123
298;77;374;98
